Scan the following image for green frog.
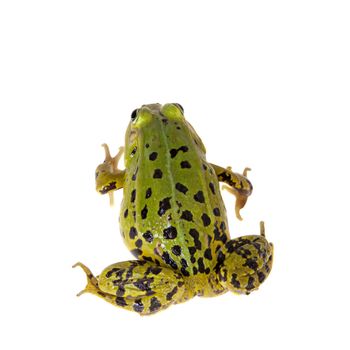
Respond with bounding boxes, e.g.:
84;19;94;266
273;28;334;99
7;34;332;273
74;103;273;315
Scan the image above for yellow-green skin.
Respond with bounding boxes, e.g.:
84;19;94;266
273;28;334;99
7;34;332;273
74;103;273;315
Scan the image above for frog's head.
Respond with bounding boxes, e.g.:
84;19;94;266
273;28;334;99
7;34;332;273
124;103;206;167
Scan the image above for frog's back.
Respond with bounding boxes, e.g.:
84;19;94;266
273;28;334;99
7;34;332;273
120;104;229;277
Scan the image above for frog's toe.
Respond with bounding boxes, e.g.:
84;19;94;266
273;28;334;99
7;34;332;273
101;144;124;171
259;221;266;237
242;167;251;177
222;184;248;220
73;262;99;296
101;143;112;161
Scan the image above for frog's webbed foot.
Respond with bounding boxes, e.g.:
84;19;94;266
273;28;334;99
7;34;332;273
217;221;273;295
72;262;100;296
211;164;253;220
101;144;124;174
74;260;192;315
95;144;126;206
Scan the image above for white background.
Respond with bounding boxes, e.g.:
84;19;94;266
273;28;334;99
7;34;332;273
1;1;349;349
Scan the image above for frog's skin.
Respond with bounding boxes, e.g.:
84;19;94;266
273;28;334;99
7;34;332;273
74;103;273;315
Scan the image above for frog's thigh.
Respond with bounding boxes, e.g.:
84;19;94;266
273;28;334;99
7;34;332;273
218;233;273;294
210;163;253;220
74;260;187;315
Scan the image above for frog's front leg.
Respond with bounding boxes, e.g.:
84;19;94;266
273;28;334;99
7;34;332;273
211;163;253;220
217;222;273;294
73;260;192;315
95;144;126;205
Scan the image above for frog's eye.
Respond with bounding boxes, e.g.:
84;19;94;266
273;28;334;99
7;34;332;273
131;109;138;122
173;103;184;114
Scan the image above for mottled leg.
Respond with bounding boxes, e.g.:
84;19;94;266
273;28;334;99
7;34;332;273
210;164;253;220
73;260;191;315
217;222;273;294
95;144;125;206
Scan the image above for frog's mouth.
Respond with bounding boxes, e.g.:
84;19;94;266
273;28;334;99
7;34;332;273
99;181;116;194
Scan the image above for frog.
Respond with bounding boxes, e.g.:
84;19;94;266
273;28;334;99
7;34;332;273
74;103;273;315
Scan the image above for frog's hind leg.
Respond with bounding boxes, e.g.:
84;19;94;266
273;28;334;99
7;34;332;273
217;222;273;294
73;260;189;315
210;164;253;220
